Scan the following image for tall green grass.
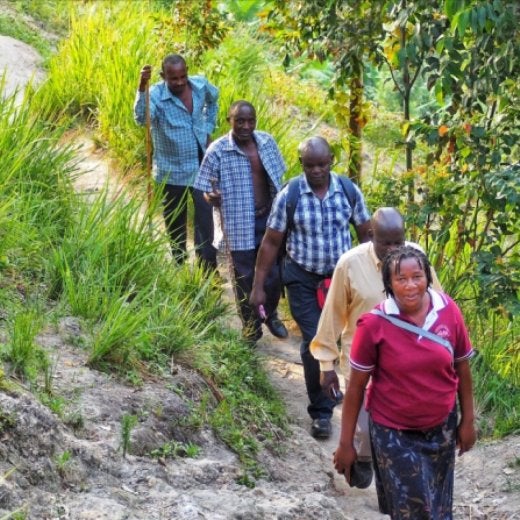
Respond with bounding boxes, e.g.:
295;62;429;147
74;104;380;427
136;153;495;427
1;307;45;381
32;0;178;175
2;1;291;478
0;89;73;386
44;182;228;369
1;80;287;479
0;80;76;279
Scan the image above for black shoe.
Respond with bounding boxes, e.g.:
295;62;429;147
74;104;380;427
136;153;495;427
349;460;373;489
332;388;344;404
311;418;332;439
265;316;288;338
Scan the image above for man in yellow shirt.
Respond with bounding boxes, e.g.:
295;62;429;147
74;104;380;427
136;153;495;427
310;207;441;488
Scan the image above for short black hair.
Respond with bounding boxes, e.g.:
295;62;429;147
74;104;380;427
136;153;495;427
297;136;332;160
161;54;186;71
382;245;433;297
227;100;255;118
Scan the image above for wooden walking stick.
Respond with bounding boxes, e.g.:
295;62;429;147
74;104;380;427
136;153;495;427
145;82;153;228
210;178;235;282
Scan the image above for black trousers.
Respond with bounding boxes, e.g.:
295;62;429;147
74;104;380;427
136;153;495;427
283;257;336;420
161;184;217;270
230;214;281;336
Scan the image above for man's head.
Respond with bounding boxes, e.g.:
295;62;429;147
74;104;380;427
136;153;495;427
298;136;333;190
228;101;256;144
160;54;188;96
372;207;405;262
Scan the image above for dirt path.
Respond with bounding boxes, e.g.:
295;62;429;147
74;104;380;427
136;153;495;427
1;33;519;520
256;322;520;520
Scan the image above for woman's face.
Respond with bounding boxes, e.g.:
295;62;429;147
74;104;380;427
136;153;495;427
390;257;428;314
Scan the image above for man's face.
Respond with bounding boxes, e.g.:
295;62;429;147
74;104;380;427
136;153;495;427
229;105;256;144
300;148;332;190
373;226;405;262
161;62;188;96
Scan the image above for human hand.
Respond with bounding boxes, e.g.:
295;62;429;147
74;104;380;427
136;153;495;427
249;285;266;313
457;420;477;456
204;190;221;207
139;65;152;91
320;370;340;401
333;444;357;483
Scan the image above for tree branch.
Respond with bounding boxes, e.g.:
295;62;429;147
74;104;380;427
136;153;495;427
381;53;405;97
409;55;424;91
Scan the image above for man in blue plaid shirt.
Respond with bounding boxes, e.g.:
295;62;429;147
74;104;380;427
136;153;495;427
195;100;288;344
134;54;218;269
250;136;372;439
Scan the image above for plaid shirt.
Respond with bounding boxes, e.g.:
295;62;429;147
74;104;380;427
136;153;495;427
268;173;371;275
134;76;218;186
194;130;286;251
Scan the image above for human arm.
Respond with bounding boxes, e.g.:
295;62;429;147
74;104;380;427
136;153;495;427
333;368;371;481
354;221;372;244
134;65;155;126
204;80;219;136
455;359;476;456
204;188;221;207
194;142;220;195
350;184;372;244
265;134;287;187
249;228;285;311
138;65;152;92
310;256;352;398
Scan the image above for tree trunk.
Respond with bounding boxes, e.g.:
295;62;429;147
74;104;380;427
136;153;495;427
348;73;363;186
400;3;414;203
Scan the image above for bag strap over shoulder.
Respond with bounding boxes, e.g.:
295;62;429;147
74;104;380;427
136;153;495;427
285;174;358;233
371;308;454;358
285;176;301;232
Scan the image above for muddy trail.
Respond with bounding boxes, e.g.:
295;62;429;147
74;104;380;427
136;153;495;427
1;33;519;520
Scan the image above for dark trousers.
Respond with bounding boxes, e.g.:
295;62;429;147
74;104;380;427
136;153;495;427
161;184;217;270
230;214;281;336
283;257;336;420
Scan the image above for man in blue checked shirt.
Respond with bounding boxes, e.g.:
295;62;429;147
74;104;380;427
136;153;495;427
250;136;372;440
194;100;288;344
134;54;218;270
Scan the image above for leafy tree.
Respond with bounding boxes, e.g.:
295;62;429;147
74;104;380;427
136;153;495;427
153;0;229;64
410;0;519;315
265;0;385;185
377;0;447;198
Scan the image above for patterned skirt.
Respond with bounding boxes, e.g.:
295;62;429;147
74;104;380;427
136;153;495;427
369;407;457;519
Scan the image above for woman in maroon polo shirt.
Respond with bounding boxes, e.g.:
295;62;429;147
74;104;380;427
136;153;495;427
334;245;476;519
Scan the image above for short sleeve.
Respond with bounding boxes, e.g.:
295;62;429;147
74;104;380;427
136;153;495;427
349;313;379;372
351;184;371;227
267;188;288;233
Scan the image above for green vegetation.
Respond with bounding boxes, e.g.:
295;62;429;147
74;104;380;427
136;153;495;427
150;440;201;459
0;0;517;493
0;6;52;60
54;450;72;475
0;10;288;481
120;413;138;458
